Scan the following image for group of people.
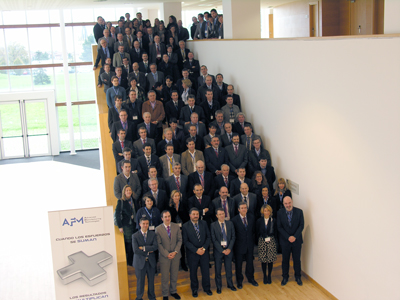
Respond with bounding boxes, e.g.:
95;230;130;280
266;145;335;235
97;10;304;300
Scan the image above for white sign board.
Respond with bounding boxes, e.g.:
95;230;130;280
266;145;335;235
48;206;120;300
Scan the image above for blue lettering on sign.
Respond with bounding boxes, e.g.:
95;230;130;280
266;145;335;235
62;217;84;226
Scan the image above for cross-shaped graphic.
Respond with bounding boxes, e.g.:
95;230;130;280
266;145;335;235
57;251;113;286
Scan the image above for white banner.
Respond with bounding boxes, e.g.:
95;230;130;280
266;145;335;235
48;206;120;300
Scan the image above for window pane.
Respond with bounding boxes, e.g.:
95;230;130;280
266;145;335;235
71;8;94;23
94;8;116;24
49;10;60;24
78;104;99;149
51;27;63;63
63;10;72;23
10;69;32;90
115;8;129;21
2;11;26;25
57;106;70;151
0;12;3;25
26;10;49;24
33;67;54;90
68;67;78;101
76;66;95;101
54;67;65;103
5;29;30;65
29;28;52;64
73;26;96;63
65;27;75;62
0;70;10;92
0;30;6;65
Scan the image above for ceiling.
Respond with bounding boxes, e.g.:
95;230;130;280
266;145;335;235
0;0;293;11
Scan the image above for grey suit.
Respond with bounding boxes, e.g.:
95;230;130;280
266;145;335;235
211;220;236;289
194;21;207;39
132;230;158;300
159;154;181;179
156;223;182;297
113;172;141;200
225;143;248;173
133;138;156;158
100;71;116;92
183;122;207;137
97;36;115;50
233;192;258;216
180;150;205;176
221;104;241;124
114;40;130;53
113;51;131;68
146;71;165;90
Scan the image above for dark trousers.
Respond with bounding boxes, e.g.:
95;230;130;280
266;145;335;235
234;248;254;284
180;243;187;268
187;251;211;291
135;260;156;300
281;241;302;279
214;251;233;288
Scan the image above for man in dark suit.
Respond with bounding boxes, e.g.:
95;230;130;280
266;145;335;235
97;57;115;89
115;66;128;89
193;13;207;40
221;84;241;109
197;66;216;88
133;126;156;158
114;34;130;55
142;166;166;194
179;96;206;126
190;17;198;40
200;90;221;127
128;67;147;92
209;110;225;136
115;20;126;36
177;20;190;42
277;196;304;286
231;202;258;289
183;52;200;88
137;143;162;181
93;16;105;43
233;183;258;217
214;165;235;197
138;112;159;141
165;91;184;124
110;109;136;143
229;167;252;198
241;124;263;151
215;73;228;98
145;178;168;213
197;78;221;105
129;41;143;64
211;186;235;221
159;54;178;82
188;183;213;227
183;112;207;137
112;129;133;169
94;39;114;70
225;134;248;175
204;136;228;176
232;113;252;136
220;122;234;147
139;53;151;74
175;40;190;73
248;137;272;169
114;160;142;201
169;118;184;144
211;208;236;294
132;217;158;300
251;156;276;193
117;147;142;178
176;69;190;94
188;160;216;199
156;127;180;157
184;125;205;152
182;208;213;297
136;31;147;54
149;35;166;65
124;89;144;127
165;162;188;200
146;63;165;91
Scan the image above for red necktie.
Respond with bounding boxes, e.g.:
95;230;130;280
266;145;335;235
224;177;228;186
121;140;124;149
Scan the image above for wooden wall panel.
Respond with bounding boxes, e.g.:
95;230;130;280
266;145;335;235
373;0;385;34
321;0;340;36
339;0;351;35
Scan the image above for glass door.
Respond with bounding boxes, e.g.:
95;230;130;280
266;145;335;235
0;99;51;159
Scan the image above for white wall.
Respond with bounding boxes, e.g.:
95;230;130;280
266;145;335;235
384;0;400;33
188;36;400;300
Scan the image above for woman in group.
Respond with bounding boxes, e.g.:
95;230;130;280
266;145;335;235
158;23;167;44
108;95;123;131
167;26;179;49
115;185;138;266
260;186;278;219
166;36;178;52
144;19;151;28
168;190;189;271
252;171;270;200
135;195;162;231
153;18;160;35
274;178;292;209
126;77;146;102
166;15;177;31
181;79;195;105
106;21;112;31
256;204;278;284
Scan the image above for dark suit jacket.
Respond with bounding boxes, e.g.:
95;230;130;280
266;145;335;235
110;120;137;142
123;99;143;126
231;213;255;254
204;146;228;174
114;40;130;53
222;93;241;109
183;122;207;137
215;83;228;98
211;197;236;221
229;177;252;198
146;71;165;91
175;48;190;71
169;201;190;225
188;171;216;199
165;174;189;201
129;48;143;64
183;134;204;152
133;138;156;158
117;157;142;178
132;230;158;269
209;120;225;136
183;59;200;87
100;71;116;93
197;75;216;91
108;107;121;131
142;177;166;195
93;23;104;43
188;195;212;226
94;47;114;68
128;71;147;90
156;139;181;157
220;132;233;148
233;192;258;217
177;27;190;42
159;61;179;81
137;122;159;140
211;220;235;254
200;99;221;125
225;144;248;173
173;127;185;144
232;121;252;136
179;105;206;126
254;165;276;193
137;154;162;181
248;147;272;170
143;189;169;213
240;134;263;150
112;140;133;164
256;217;278;242
182;219;211;255
165;100;185;123
149;43;166;64
214;175;235;197
139;61;151;74
277;207;304;245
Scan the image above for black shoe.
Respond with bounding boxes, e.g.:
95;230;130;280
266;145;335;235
267;276;272;284
205;290;213;296
237;283;243;289
171;293;181;300
217;288;221;294
296;277;303;286
281;278;288;286
263;276;267;284
209;263;212;268
182;265;188;272
192;290;198;298
228;285;237;291
163;297;168;300
250;279;258;287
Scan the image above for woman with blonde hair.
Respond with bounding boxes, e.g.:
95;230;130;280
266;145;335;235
274;178;292;209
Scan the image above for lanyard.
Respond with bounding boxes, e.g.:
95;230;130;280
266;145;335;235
144;207;153;221
112;87;119;95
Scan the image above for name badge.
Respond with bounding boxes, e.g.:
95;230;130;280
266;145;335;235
145;73;148;76
137;83;140;86
221;241;227;247
229;118;235;123
157;54;161;58
149;226;155;231
177;223;182;228
132;116;138;120
210;116;214;120
203;209;206;216
265;237;271;242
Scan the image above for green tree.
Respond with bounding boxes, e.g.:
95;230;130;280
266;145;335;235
79;34;95;62
33;69;51;85
7;42;30;75
0;47;6;74
33;51;50;62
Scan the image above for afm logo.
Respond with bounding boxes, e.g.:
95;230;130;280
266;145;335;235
62;217;84;226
